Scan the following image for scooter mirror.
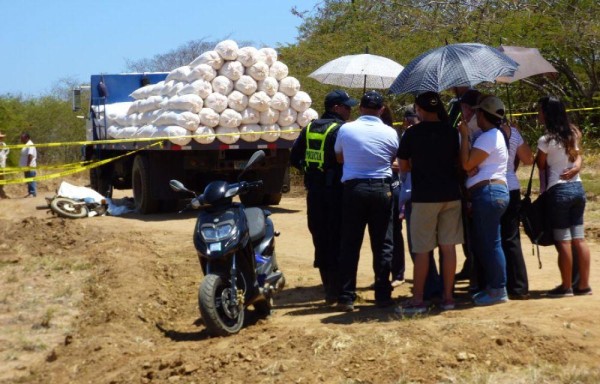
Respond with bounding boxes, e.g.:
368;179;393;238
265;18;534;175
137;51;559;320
169;180;188;193
238;150;266;180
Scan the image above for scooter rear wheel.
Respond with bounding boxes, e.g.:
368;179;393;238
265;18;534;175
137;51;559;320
199;274;244;336
50;197;89;219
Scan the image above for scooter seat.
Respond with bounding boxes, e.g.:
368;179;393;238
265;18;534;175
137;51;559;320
244;207;266;243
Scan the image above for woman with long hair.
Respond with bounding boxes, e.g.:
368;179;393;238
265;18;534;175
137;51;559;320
536;96;592;297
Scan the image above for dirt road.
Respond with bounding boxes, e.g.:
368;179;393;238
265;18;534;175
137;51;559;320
1;184;600;383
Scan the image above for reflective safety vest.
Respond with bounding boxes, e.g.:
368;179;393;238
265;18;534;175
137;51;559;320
304;120;340;172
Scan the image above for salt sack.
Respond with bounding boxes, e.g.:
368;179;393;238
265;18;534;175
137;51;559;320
248;91;271;112
159;80;177;97
297;108;319;127
227;91;249;112
199;108;220;128
137;96;164;113
149;81;165;97
104;102;133;124
193;126;216;144
130;84;153;100
260;108;280;125
237;46;259;67
138;110;162;125
190;50;223;70
162;94;203;113
259;47;278;66
115;126;139;139
219;109;243;128
239;124;261;142
279;77;300;97
215;126;240;144
179;79;212;99
277;108;297;127
166;66;191;82
159;125;192;146
153;111;200;132
240;107;260;125
219;61;244;81
280;122;301;141
127;102;139;115
270;92;290;111
291;91;312;112
204;93;228;113
107;126;120;139
257;77;279;97
187;64;217;82
234;75;258;96
135;125;158;139
211;76;234;95
115;113;139;127
254;49;267;64
261;124;280;142
215;40;239;61
269;61;289;80
247;62;270;81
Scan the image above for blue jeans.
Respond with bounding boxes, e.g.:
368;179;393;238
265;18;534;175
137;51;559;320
25;170;37;196
547;182;585;230
470;184;509;290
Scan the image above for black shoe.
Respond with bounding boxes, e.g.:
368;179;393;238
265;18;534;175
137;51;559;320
336;302;354;312
573;287;593;296
547;285;574;298
509;293;530;300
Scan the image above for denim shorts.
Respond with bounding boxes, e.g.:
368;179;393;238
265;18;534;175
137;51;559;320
546;182;586;240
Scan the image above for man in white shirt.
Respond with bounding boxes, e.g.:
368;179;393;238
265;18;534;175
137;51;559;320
19;133;37;198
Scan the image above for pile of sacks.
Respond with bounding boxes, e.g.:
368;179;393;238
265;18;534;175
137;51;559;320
100;40;317;146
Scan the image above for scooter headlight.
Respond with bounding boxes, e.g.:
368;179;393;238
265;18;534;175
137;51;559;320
201;223;234;241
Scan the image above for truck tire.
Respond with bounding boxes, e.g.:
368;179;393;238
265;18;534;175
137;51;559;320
132;155;159;214
263;193;282;205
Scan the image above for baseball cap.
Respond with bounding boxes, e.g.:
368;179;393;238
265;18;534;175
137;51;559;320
415;91;442;113
360;90;384;109
459;89;481;107
473;95;505;119
324;90;358;109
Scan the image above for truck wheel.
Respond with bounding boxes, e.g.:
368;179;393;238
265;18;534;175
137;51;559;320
240;191;264;207
132;155;159;214
263;193;282;205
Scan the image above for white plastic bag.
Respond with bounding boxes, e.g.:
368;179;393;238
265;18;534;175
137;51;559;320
193;126;216;144
248;91;271;112
260;108;280;125
259;47;278;66
178;79;212;99
198;108;220;128
227;91;249;112
291;91;312;112
279;77;300;97
214;40;239;60
269;61;289;80
162;94;203;113
277;107;298;127
153;111;200;131
296;108;319;127
234;75;258;96
257;77;279;97
189;50;223;70
211;75;234;95
239;124;262;142
280;122;301;141
237;46;259;67
261;124;280;142
240;107;260;124
218;61;244;81
219;109;243;128
187;64;217;82
247;62;270;81
270;92;290;111
166;66;192;82
215;126;240;144
204;93;229;113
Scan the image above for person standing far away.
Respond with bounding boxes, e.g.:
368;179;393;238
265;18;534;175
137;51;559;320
0;131;9;199
333;91;399;312
19;132;37;198
397;92;463;314
536;95;592;297
290;89;358;305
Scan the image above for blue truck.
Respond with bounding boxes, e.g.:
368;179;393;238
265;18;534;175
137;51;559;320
82;73;291;214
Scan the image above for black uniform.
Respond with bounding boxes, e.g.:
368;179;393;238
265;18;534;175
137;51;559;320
290;111;345;301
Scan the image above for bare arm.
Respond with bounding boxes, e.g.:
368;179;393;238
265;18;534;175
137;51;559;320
336;152;344;164
458;119;488;171
399;158;410;173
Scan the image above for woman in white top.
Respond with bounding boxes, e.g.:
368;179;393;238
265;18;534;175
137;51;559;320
536;95;591;297
458;95;510;306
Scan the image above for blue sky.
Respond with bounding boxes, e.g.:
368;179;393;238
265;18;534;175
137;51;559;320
0;0;318;97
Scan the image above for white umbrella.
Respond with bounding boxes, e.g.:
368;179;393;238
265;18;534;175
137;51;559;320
308;54;404;92
496;45;558;83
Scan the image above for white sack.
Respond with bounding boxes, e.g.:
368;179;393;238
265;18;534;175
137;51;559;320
198;108;220;128
248;91;271;112
280;122;301;141
215;40;239;60
162;94;203;113
159;80;178;97
115;126;139;139
240;107;260;124
227;91;249;112
204;93;228;113
247;62;269;81
107;125;120;139
135;124;158;138
257;77;279;96
130;84;153;100
297;108;319;127
259;47;278;66
149;81;166;96
137;96;164;113
189;50;223;70
127;102;139;115
234;75;258;96
153;111;200;131
187;64;217;82
193;126;216;144
219;109;243;128
269;61;289;80
270;92;290;111
260;108;280;125
239;124;262;142
279;76;300;97
215;126;240;144
261;124;280;142
104;102;133;120
219;61;244;81
159;125;192;146
291;91;312;112
178;79;212;99
277;107;297;127
211;75;234;95
138;110;162;125
166;66;192;82
236;46;259;67
115;113;140;127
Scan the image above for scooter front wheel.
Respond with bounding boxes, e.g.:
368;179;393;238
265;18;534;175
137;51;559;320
50;197;89;219
198;274;244;336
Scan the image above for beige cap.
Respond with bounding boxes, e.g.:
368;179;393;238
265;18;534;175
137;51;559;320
0;131;6;138
473;95;505;119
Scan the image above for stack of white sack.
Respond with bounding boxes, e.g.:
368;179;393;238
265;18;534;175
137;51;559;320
100;40;314;145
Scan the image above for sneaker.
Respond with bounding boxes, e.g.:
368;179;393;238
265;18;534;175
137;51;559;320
391;279;405;288
440;300;455;310
336;302;355;312
474;288;509;306
573;287;593;296
394;301;428;315
547;285;574;298
509;293;530;300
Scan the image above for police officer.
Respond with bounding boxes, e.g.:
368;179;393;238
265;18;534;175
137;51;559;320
290;90;358;304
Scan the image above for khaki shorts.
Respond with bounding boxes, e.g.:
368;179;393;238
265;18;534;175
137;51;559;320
409;200;464;253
